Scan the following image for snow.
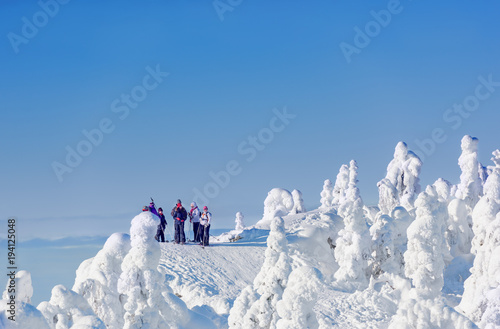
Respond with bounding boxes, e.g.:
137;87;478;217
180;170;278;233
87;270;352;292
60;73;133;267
6;134;500;328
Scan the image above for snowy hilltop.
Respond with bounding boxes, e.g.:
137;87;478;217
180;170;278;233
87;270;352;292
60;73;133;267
2;135;500;328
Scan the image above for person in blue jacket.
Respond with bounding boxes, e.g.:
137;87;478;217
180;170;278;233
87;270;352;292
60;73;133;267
171;199;188;244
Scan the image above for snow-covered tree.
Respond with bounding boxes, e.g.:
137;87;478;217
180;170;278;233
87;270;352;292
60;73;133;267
235;212;245;231
480;283;500;329
446;198;474;257
37;285;105;329
334;160;371;289
320;179;333;209
455;135;483;209
378;142;422;214
276;266;322;329
229;213;291;328
2;270;32;304
404;185;450;298
370;213;397;278
259;188;294;228
0;271;50;329
332;164;350;208
389;289;478;329
72;233;131;329
433;178;453;203
227;286;258;329
460;164;500;323
291;189;306;214
117;211;189;329
369;206;411;278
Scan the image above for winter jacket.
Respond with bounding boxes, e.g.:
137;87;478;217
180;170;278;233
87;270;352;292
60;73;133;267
200;211;212;226
190;204;201;223
159;213;167;230
149;203;159;218
171;206;188;222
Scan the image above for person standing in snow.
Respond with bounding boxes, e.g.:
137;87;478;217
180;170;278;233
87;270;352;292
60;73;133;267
171;199;188;244
189;202;202;243
148;202;167;242
155;207;167;242
200;206;212;246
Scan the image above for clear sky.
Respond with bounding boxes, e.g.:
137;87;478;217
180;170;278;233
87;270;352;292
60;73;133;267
1;0;500;240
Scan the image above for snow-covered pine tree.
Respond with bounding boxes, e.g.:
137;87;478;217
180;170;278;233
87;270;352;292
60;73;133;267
378;142;422;214
262;188;294;224
72;233;131;329
37;285;105;329
291;189;306;214
0;271;51;329
117;211;189;329
404;185;449;298
334;160;371;289
235;211;245;231
320;179;333;209
227;286;258;329
455;135;483;209
460;153;500;323
230;212;292;328
276;266;323;329
332;164;350;208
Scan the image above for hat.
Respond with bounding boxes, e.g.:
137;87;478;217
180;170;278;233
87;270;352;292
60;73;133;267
203;206;208;210
176;199;182;204
191;202;197;207
158;207;163;212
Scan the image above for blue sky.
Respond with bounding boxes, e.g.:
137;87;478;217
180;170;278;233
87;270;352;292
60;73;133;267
1;0;500;240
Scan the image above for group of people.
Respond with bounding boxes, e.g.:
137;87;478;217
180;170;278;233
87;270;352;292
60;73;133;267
144;199;211;246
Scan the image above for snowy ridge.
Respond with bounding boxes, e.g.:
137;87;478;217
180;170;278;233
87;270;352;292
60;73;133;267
1;135;500;328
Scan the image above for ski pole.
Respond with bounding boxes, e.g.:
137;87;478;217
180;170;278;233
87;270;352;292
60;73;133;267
188;220;192;242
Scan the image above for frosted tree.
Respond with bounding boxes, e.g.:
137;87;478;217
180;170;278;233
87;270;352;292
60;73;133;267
229;213;291;328
291;189;306;214
3;270;33;304
378;142;422;214
37;285;105;329
334;160;371;289
276;266;322;329
460;163;500;323
480;284;500;329
369;214;396;277
259;188;294;228
404;185;450;298
227;286;258;329
319;179;333;209
389;291;478;329
117;211;189;329
370;207;411;277
455;135;483;209
235;211;245;231
433;178;453;203
0;271;50;329
72;233;131;329
332;164;350;207
446;198;474;257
